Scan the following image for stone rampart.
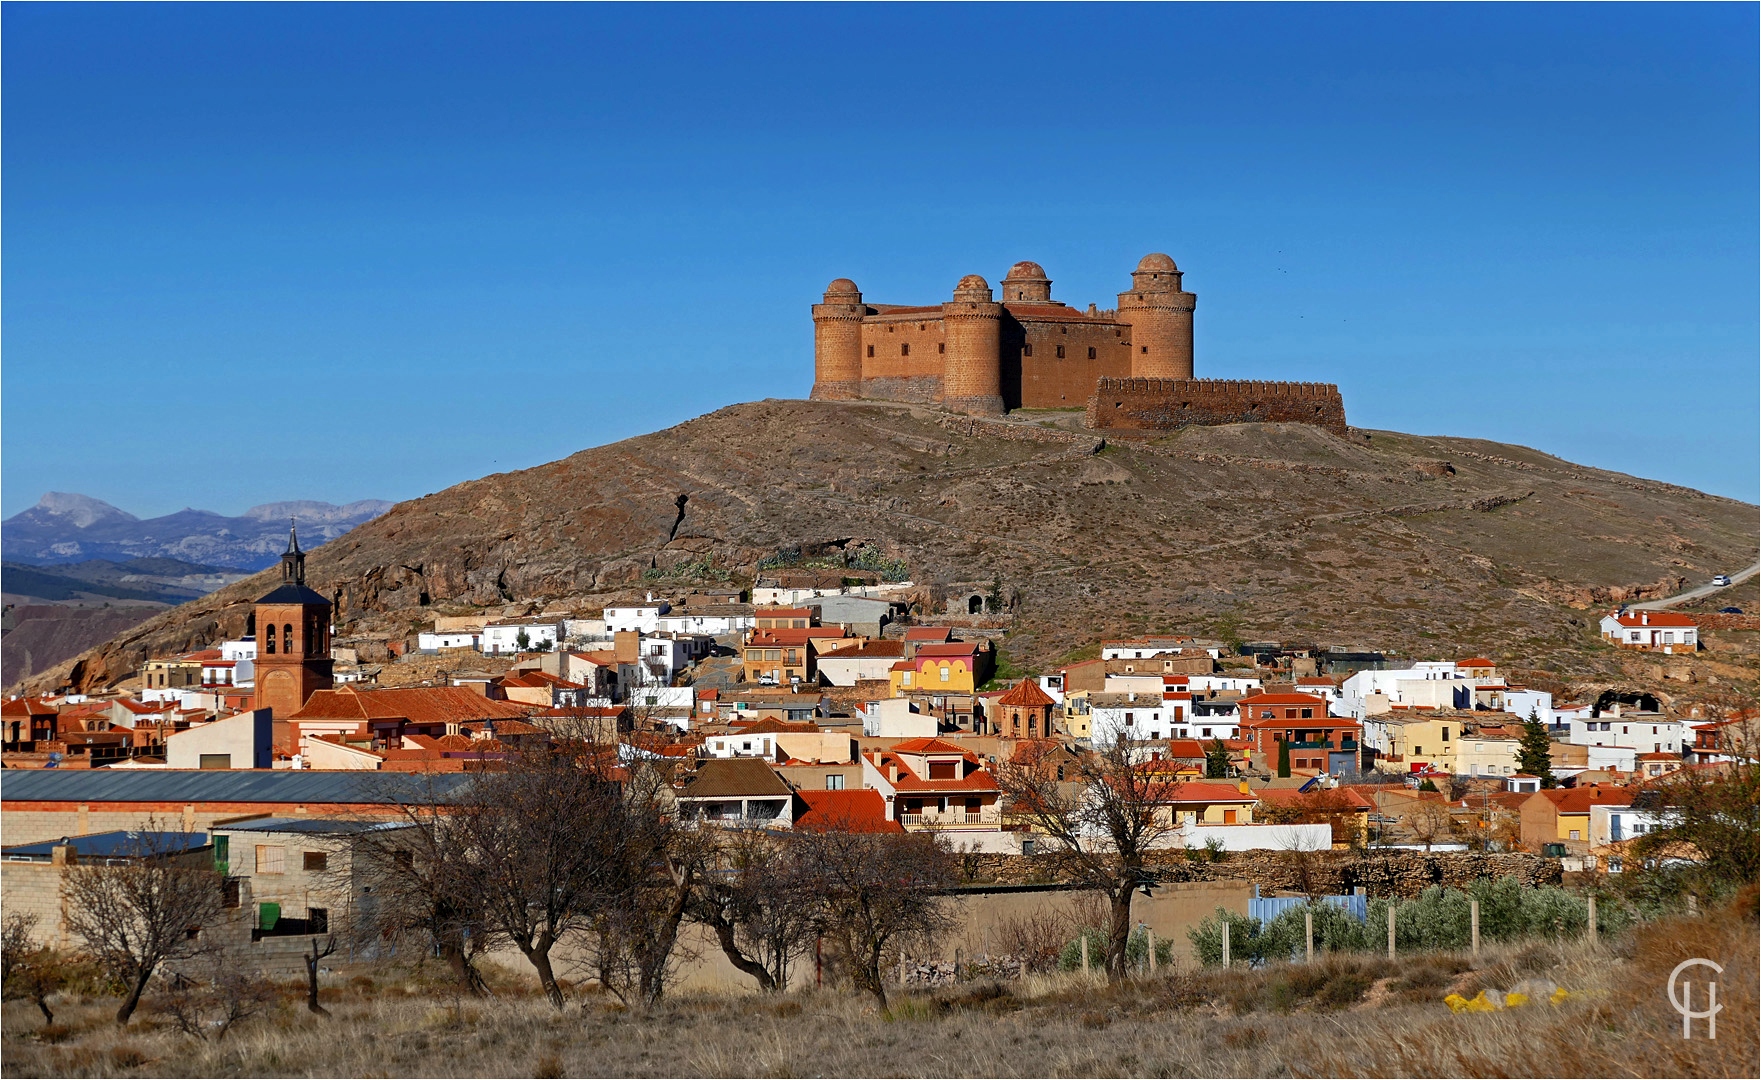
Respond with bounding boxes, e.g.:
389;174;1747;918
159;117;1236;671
1086;377;1348;437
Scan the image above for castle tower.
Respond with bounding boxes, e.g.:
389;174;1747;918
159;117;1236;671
941;274;1005;415
810;278;866;400
1001;261;1052;303
1118;253;1196;379
252;524;334;717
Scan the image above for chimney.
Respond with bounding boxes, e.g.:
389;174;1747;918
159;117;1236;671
889;763;900;784
51;843;76;867
1641;612;1649;625
1237;779;1251;795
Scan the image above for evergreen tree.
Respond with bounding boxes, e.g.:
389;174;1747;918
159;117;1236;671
1517;708;1555;788
1205;739;1231;779
1276;737;1291;778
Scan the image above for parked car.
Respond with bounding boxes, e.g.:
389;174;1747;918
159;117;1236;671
1720;606;1742;614
1712;574;1731;586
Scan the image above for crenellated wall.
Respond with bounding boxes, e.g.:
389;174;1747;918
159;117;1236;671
1086;377;1348;436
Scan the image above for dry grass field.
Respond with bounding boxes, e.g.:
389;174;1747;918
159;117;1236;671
4;898;1753;1079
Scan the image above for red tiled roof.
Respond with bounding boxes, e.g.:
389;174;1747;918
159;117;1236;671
747;627;850;647
1535;785;1634;813
824;641;906;659
734;718;822;735
889;737;972;755
1455;658;1495;667
756;607;815;618
1256;787;1375;811
1607;612;1698;628
997;679;1055;708
795;789;904;833
913;643;978;658
1;697;58;718
288;686;529;724
903;627;954;642
1237;692;1330;706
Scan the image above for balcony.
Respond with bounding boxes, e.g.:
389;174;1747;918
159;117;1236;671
899;812;988;828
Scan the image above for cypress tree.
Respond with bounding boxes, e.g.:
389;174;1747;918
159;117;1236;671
1205;738;1231;779
1277;737;1291;778
1517;708;1555;788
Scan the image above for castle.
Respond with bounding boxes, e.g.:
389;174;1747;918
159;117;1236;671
810;254;1346;435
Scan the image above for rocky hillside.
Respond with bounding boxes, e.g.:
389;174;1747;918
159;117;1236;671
23;400;1757;699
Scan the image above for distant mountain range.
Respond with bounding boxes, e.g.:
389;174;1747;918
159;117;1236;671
2;493;394;571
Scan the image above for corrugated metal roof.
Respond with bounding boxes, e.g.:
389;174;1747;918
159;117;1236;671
0;769;477;805
3;830;209;858
214;817;412;835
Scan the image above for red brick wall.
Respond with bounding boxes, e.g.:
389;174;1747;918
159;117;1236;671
1086;378;1348;436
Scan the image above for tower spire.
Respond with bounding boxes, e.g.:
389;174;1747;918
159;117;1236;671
280;519;307;585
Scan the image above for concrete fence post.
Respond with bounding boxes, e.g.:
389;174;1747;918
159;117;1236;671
1147;928;1157;974
1387;903;1397;959
1470;899;1480;958
1222;920;1231;969
1587;896;1597;947
1080;934;1090;977
1305;909;1314;962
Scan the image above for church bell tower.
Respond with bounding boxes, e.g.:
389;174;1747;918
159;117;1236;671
251;524;334;716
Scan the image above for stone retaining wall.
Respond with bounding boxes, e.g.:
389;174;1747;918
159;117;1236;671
1086;377;1348;436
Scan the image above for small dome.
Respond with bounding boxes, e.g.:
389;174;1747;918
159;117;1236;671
1136;253;1178;273
824;277;860;296
956;273;990;291
1005;261;1048;280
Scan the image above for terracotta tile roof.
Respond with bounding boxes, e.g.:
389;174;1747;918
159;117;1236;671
996;679;1055;708
288;686;529;725
1455;658;1495;667
1608;612;1698;628
825;641;906;659
795;789;903;833
756;607;815;619
747;628;849;647
888;737;972;755
913;642;978;658
1255;787;1375;811
733;718;822;735
680;757;793;799
1156;781;1256;804
1535;785;1634;813
903;627;954;642
1237;692;1330;707
1;698;58;718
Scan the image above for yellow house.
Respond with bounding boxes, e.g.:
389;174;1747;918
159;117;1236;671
1061;689;1093;740
1368;712;1465;774
889;643;983;696
1454;733;1522;778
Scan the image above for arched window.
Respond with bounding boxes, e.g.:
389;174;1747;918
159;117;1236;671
264;629;275;654
968;595;983;614
283;624;293;655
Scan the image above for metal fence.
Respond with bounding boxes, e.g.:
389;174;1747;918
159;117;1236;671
1247;884;1367;923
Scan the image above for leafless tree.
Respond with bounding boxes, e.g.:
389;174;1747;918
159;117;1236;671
994;731;1179;982
793;828;955;1010
157;947;278;1041
2;912;74;1024
582;759;696;1007
1408;800;1455;853
686;826;819;993
454;739;660;1009
353;783;491;996
304;935;338;1016
61;825;226;1025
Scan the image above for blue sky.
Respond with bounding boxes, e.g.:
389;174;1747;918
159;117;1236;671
4;3;1756;518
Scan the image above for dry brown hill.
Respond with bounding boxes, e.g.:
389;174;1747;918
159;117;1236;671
23;400;1758;700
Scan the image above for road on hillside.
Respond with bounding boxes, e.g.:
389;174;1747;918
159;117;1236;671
1628;561;1761;611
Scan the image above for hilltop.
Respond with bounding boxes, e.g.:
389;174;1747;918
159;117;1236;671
20;400;1757;700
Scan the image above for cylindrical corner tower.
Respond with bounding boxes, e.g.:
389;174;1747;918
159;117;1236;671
1002;261;1052;303
941;274;1004;415
811;278;866;400
1118;253;1196;379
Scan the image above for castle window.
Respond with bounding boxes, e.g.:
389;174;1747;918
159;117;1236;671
938;343;944;354
1060;325;1067;334
1141;346;1149;354
867;345;874;357
1022;344;1033;357
900;343;909;357
1088;347;1096;359
1056;345;1065;358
